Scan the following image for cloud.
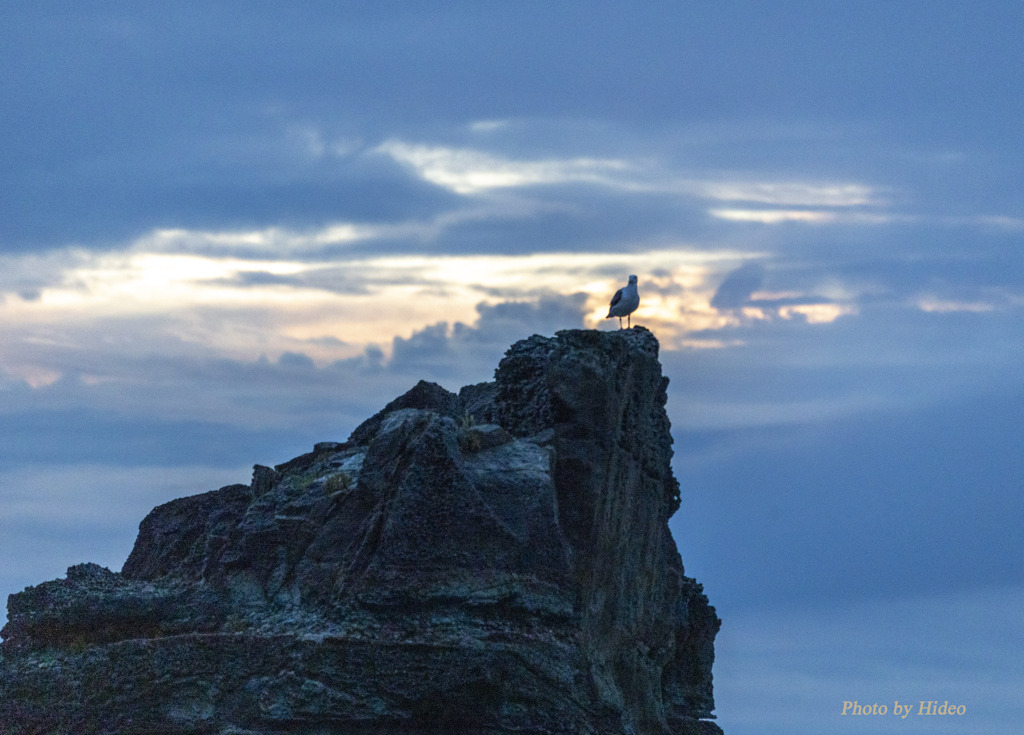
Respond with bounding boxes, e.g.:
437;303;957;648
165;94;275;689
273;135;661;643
2;236;768;391
709;208;839;224
468;119;509;133
4;3;1022;262
383;292;590;380
0;290;591;443
711;263;766;309
670;300;1023;427
375;140;631;195
276;351;316;370
694;180;884;207
916;296;995;314
373;137;894;236
706;261;860;326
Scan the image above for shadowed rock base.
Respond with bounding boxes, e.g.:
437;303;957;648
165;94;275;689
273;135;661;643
1;327;722;735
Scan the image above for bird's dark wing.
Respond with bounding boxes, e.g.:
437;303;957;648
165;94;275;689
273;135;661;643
609;287;624;307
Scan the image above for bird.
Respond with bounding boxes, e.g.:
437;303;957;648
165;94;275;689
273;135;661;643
606;274;640;328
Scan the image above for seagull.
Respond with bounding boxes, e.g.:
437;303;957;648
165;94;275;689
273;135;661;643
606;274;640;328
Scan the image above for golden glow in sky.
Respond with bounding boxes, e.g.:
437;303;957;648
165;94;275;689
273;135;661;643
0;230;806;387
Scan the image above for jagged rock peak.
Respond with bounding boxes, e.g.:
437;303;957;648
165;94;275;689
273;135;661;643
1;326;722;735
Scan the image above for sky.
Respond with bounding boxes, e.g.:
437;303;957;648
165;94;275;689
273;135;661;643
2;3;1023;732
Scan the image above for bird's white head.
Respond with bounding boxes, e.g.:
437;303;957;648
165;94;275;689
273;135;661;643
627;275;638;285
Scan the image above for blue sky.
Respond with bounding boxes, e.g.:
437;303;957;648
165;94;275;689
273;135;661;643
2;4;1022;732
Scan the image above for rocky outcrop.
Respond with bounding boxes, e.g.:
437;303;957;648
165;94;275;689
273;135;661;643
0;327;721;735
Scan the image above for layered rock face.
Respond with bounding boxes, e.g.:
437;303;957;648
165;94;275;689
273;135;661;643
0;327;721;735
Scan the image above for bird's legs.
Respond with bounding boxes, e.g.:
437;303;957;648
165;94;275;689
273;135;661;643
618;316;624;328
627;314;631;328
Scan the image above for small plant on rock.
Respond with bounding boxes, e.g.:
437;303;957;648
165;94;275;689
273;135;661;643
323;472;353;498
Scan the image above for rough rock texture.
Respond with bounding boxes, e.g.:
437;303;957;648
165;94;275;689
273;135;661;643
0;327;721;735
